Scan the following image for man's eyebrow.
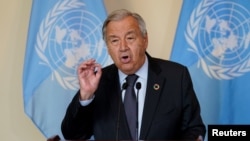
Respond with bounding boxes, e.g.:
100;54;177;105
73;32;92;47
126;30;136;35
107;35;118;39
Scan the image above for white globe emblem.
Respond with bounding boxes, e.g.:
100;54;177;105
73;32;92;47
48;9;107;75
36;1;109;89
186;1;250;79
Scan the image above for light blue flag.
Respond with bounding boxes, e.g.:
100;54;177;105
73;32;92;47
171;0;250;140
23;0;112;139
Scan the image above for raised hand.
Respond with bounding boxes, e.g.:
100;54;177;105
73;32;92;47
77;59;102;100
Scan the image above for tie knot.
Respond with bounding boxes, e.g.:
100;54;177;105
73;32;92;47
126;74;138;86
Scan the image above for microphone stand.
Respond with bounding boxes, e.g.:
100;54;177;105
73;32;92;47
135;82;141;141
116;82;128;141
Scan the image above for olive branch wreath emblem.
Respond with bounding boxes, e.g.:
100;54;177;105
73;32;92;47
185;0;250;80
35;0;84;90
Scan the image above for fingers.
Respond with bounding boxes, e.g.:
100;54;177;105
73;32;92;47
77;59;102;76
94;63;102;78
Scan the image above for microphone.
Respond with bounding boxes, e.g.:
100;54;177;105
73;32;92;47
123;82;128;90
116;82;128;141
136;82;141;90
135;82;141;141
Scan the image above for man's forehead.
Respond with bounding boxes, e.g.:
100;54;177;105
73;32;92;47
107;30;137;38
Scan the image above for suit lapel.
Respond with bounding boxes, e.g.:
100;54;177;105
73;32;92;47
104;65;131;139
140;56;166;139
105;65;119;112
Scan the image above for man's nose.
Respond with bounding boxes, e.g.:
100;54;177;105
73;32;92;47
119;39;128;51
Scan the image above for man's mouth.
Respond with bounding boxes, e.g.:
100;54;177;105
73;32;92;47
121;55;130;63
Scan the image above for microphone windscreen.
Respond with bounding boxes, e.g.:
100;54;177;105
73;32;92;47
136;82;141;89
122;82;128;89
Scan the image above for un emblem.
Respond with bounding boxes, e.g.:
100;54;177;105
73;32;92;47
185;0;250;80
35;0;110;90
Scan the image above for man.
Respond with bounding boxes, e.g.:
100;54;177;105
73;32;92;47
61;9;206;140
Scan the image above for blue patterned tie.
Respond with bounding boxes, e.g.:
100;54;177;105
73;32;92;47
124;74;138;140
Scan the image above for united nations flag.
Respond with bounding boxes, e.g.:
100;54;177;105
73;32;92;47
171;0;250;140
23;0;111;139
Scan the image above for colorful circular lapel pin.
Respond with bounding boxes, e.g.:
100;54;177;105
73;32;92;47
153;84;160;90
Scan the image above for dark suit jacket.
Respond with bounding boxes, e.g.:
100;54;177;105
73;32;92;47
61;54;206;140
